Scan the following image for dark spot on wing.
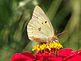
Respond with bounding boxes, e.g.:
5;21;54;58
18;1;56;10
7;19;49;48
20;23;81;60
42;23;43;24
38;27;41;31
45;21;47;23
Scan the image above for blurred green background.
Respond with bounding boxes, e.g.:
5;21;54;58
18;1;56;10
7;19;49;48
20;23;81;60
0;0;81;61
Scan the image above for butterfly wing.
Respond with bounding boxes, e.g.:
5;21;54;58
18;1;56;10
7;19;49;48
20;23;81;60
27;6;54;42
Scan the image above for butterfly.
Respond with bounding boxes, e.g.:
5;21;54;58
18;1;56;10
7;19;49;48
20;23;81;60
27;6;58;43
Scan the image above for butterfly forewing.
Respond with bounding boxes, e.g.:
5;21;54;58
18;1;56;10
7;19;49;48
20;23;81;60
27;6;54;42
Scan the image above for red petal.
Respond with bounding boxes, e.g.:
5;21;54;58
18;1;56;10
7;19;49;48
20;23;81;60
66;55;81;61
11;53;34;61
64;50;81;61
49;56;63;61
22;52;35;59
58;48;73;57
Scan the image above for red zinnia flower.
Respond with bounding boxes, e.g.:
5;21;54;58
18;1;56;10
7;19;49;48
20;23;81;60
11;48;81;61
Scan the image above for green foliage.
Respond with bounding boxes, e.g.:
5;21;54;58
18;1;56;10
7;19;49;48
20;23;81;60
0;0;81;61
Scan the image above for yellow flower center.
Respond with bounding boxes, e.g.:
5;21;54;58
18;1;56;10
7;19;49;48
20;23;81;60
32;42;63;52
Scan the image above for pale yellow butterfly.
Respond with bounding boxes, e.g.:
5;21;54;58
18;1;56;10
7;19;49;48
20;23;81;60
27;6;58;42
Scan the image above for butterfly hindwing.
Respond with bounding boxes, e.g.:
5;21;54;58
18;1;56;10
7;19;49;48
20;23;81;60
27;6;54;42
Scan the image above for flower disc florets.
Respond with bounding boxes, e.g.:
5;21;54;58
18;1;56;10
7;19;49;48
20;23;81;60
32;42;63;54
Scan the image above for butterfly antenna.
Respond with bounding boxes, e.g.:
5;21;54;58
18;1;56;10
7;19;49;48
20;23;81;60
57;31;66;37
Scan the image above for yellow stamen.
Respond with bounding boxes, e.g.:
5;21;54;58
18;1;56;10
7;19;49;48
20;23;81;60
40;44;46;50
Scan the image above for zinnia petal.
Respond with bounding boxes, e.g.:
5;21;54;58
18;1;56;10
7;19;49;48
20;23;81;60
64;50;81;61
11;52;35;61
58;48;73;57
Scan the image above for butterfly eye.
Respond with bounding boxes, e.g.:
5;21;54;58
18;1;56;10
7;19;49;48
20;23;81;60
45;21;47;23
38;27;41;31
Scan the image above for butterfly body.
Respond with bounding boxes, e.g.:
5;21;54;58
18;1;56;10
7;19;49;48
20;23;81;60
27;6;59;43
